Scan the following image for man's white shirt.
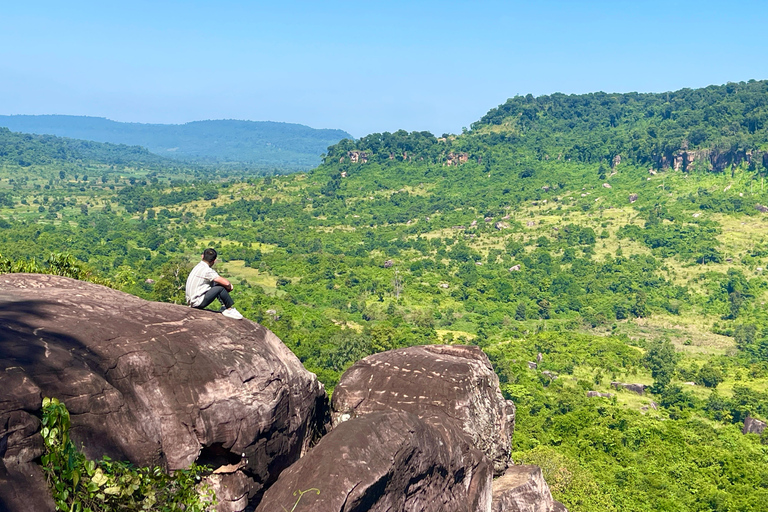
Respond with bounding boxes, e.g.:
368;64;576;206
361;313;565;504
185;261;220;307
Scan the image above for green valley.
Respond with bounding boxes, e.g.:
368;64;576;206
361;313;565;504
1;80;768;511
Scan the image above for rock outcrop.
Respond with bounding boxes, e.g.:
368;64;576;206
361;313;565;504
0;274;327;511
2;275;563;512
610;382;645;395
743;416;766;435
656;148;764;173
255;410;492;512
492;465;566;512
331;345;515;477
445;152;470;166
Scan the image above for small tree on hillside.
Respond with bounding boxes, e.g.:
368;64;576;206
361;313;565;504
644;339;679;393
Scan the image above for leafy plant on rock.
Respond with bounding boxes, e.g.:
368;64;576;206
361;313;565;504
40;397;215;512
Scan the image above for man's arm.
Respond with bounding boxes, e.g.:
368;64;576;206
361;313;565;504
213;275;233;292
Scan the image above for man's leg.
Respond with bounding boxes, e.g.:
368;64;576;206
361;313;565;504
196;285;234;310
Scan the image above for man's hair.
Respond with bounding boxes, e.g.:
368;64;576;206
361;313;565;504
202;248;217;263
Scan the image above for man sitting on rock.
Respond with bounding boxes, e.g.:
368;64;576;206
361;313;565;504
185;248;243;319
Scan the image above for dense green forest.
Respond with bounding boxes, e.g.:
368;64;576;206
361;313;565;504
2;81;768;511
0;116;352;170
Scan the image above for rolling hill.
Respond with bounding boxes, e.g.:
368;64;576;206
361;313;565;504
0;115;352;170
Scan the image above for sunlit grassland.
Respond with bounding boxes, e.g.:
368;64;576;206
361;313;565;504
219;259;287;297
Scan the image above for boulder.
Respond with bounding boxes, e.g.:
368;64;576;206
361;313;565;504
586;391;613;398
255;410;492;512
331;345;514;476
743;416;767;435
492;464;567;512
0;274;327;511
629;193;638;203
610;382;645;395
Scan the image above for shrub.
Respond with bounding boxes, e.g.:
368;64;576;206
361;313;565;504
40;397;215;511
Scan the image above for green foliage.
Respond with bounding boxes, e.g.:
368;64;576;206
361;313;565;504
696;363;725;388
0;252;109;284
643;339;679;393
472;80;768;169
0;127;169;169
152;258;193;304
40;397;215;511
494;336;768;512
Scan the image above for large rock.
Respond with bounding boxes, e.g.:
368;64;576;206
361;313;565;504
0;274;327;511
331;345;515;476
255;410;492;512
0;460;57;512
492;465;567;512
743;416;766;435
610;382;645;395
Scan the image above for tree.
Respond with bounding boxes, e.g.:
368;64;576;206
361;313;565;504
644;339;678;393
538;299;551;319
152;258;193;304
697;364;724;388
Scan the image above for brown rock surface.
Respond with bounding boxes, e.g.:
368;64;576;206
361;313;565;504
610;382;645;395
331;345;514;476
743;416;767;435
492;465;567;512
0;273;327;511
255;410;492;512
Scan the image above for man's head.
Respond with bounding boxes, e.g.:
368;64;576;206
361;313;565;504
202;248;217;265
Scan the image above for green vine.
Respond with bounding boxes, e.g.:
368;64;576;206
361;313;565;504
282;488;320;512
39;397;216;511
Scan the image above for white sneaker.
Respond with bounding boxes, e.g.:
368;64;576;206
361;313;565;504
222;307;244;320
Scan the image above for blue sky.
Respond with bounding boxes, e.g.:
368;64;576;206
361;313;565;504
2;0;766;138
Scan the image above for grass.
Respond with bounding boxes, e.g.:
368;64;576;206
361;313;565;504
220;259;286;296
436;329;477;342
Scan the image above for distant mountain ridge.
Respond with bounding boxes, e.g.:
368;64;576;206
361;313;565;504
0;115;352;170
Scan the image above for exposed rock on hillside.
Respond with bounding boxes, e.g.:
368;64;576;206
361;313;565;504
331;345;515;477
657;148;765;173
255;410;492;512
492;465;567;512
0;274;327;511
743;416;766;435
610;382;645;395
